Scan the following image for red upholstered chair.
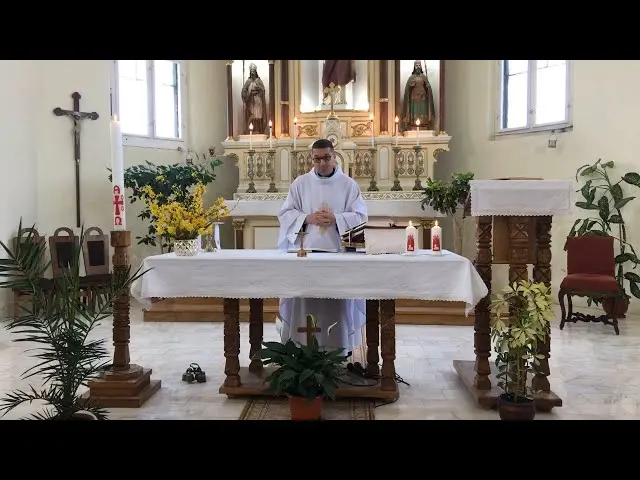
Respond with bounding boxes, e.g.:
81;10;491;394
558;235;621;335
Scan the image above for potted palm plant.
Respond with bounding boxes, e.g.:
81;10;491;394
490;280;554;421
252;314;347;421
0;222;147;420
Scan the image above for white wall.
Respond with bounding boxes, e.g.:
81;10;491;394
0;60;233;316
438;60;640;313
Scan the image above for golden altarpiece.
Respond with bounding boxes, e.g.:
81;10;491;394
144;60;473;326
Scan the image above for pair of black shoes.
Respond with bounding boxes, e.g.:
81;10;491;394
182;363;206;383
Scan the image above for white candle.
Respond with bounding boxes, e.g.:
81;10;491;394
269;120;273;149
416;119;420;147
405;220;417;255
293;116;298;150
110;115;126;230
369;113;374;147
394;116;399;146
249;122;253;150
431;220;442;255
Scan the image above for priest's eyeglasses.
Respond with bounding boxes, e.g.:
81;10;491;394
312;155;333;163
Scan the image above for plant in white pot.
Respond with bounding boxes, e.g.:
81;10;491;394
252;314;347;420
490;280;554;421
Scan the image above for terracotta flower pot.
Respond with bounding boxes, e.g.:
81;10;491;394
289;396;323;421
497;393;536;421
602;297;629;318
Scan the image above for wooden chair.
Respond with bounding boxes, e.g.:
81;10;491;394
81;227;111;311
11;228;47;319
558;235;621;335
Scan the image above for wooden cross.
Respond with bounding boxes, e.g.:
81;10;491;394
298;314;321;346
53;92;99;228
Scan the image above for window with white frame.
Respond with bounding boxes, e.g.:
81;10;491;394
496;60;572;135
111;60;187;148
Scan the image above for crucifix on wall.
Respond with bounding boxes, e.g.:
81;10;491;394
53;92;99;228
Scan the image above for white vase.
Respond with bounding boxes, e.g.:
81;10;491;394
174;239;200;257
213;222;224;251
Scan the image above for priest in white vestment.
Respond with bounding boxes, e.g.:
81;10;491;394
276;138;368;355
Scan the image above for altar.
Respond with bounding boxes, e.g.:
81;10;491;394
202;59;471;326
131;249;488;400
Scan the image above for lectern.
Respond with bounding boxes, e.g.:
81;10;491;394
453;178;575;411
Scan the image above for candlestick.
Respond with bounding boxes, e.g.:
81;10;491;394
431;220;442;255
249;122;253;150
293;116;298;150
110;115;126;230
416;119;420;147
369;113;374;147
269;120;273;149
394;115;399;146
405;220;417;255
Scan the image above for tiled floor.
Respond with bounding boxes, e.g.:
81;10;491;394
1;302;638;420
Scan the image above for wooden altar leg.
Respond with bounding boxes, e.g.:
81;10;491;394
248;298;264;373
507;216;529;283
532;216;552;393
223;298;241;388
365;299;380;376
82;230;161;408
379;300;397;393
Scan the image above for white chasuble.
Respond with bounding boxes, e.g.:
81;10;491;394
276;166;368;353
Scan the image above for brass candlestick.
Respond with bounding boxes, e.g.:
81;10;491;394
296;231;308;257
391;146;403;191
412;145;424;191
266;149;278;193
290;150;298;180
367;147;379;192
246;149;257;193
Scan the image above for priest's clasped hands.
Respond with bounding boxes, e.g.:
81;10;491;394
306;209;336;227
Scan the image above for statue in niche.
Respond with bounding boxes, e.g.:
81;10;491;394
241;63;268;134
400;60;436;132
322;60;356;105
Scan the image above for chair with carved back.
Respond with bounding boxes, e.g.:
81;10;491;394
81;227;111;311
48;227;89;303
11;227;48;319
558;235;621;335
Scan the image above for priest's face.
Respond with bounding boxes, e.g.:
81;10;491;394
312;147;336;175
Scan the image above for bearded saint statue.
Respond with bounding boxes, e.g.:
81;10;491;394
401;60;436;132
241;63;268;135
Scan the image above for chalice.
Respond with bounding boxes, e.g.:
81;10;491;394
296;231;308;258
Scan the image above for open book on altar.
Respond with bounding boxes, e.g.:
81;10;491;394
342;221;408;255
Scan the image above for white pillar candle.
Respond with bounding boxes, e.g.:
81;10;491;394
110;115;126;230
249;122;253;150
431;220;442;255
394;116;399;146
405;220;417;255
269;120;273;149
416;119;420;147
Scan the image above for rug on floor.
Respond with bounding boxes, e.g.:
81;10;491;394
239;397;375;420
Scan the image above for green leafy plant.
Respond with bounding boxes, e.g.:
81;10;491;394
0;221;148;420
107;147;223;251
490;280;553;402
569;159;640;303
421;171;474;252
252;315;347;401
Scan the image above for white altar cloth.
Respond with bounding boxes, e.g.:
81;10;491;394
131;249;488;314
469;179;575;217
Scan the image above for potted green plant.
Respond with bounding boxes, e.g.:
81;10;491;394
569;159;640;316
0;222;148;420
490;280;554;421
421;172;474;254
252;315;347;421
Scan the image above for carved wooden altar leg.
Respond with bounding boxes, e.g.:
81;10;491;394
379;300;397;393
280;60;290;137
379;60;389;134
225;60;234;140
365;299;380;376
248;298;264;373
532;216;552;392
223;298;241;387
233;219;245;249
473;216;492;390
507;216;529;282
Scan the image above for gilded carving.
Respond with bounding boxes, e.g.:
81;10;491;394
297;124;318;138
224;60;234;66
420;219;435;230
351;123;370;137
232;220;245;230
433;148;446;160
